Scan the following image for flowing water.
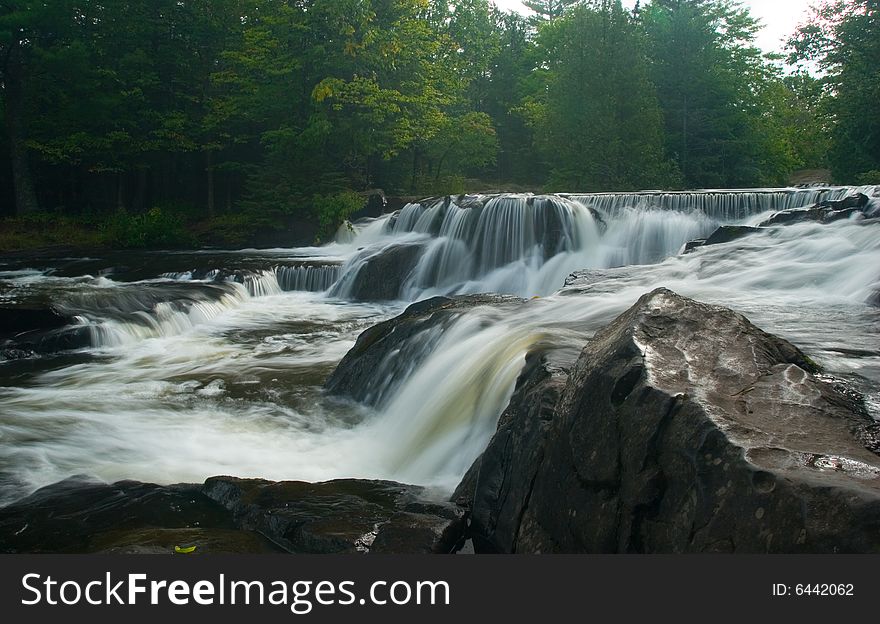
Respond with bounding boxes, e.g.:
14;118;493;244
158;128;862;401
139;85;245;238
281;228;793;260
1;186;878;505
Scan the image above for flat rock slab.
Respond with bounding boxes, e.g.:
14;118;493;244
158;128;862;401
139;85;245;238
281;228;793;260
0;476;278;554
203;477;465;554
0;475;466;554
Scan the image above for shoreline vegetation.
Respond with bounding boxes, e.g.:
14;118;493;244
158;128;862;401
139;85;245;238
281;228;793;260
2;1;878;253
0;173;861;255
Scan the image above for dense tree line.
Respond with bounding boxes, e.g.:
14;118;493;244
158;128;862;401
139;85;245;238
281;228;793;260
0;0;877;233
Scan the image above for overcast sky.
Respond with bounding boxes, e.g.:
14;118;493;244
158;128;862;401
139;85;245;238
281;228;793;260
491;0;817;53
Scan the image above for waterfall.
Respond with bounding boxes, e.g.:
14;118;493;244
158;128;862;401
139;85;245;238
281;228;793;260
2;185;878;501
568;185;879;220
82;281;256;348
276;265;341;293
330;186;878;300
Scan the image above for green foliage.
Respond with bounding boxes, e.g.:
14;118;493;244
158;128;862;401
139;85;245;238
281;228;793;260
522;0;581;23
0;0;874;236
789;0;880;183
642;0;778;188
197;212;264;247
858;170;880;185
0;214;102;252
312;191;366;242
99;207;195;249
530;2;675;191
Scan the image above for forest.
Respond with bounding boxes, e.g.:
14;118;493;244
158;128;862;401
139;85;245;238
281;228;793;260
0;0;878;248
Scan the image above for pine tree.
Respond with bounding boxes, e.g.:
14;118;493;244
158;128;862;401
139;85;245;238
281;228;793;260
643;0;770;187
523;0;582;22
532;1;674;190
790;0;880;183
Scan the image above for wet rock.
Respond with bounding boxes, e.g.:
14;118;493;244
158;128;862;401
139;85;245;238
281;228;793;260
203;477;465;554
7;325;92;356
868;284;880;307
0;301;89;358
759;193;870;227
460;288;880;553
704;225;761;246
341;242;426;301
563;269;630;290
0;476;277;554
0;304;71;340
0;475;466;554
682;226;762;254
455;349;571;554
682;239;707;253
385;196;422;213
325;295;523;405
92;528;279;554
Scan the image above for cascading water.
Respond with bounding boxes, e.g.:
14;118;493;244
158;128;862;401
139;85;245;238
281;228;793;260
329;186;878;300
1;185;878;505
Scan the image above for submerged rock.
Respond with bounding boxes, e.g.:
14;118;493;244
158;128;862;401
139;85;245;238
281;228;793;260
460;288;880;553
0;304;71;339
0;301;89;359
325;294;523;406
683;225;762;253
758;193;871;227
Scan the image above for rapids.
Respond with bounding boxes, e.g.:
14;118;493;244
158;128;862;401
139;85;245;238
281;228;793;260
1;186;878;504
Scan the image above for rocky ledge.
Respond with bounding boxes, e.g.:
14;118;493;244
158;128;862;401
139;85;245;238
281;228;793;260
684;193;876;254
0;476;465;554
325;294;524;406
457;288;880;553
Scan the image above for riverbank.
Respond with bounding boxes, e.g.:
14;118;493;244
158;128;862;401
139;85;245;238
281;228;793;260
0;210;316;255
0;191;428;255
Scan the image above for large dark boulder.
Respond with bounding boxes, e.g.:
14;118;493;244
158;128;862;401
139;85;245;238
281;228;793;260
0;302;90;359
333;242;425;301
203;477;465;554
460;288;880;553
0;304;70;339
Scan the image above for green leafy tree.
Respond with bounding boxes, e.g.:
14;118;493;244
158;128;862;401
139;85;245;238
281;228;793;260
0;0;80;214
643;0;778;187
482;9;540;185
789;0;880;183
530;1;674;191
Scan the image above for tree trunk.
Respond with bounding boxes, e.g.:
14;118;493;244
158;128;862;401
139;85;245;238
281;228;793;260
116;171;125;211
4;46;39;215
434;149;451;186
205;150;215;217
409;149;421;194
133;166;148;212
69;166;78;211
681;92;689;184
